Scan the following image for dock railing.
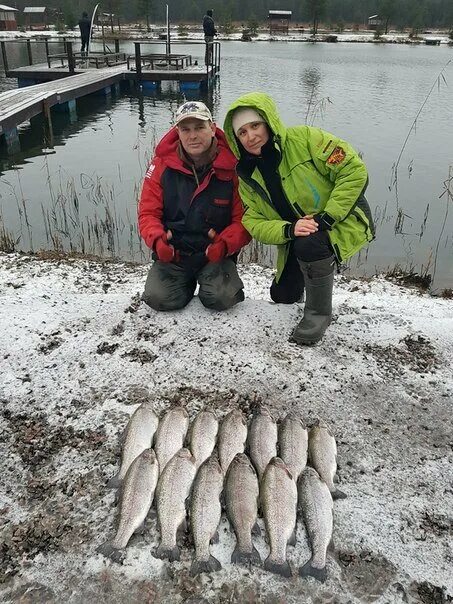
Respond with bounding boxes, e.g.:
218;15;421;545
129;40;220;82
1;38;221;83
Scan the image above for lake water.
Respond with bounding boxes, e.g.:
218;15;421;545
1;39;453;291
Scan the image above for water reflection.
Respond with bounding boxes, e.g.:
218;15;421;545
0;41;452;290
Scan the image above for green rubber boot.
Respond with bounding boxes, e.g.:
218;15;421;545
290;256;335;346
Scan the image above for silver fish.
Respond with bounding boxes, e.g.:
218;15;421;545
154;406;190;474
261;457;297;578
308;419;346;500
225;453;261;566
298;466;333;583
218;409;248;474
98;448;159;563
278;413;308;483
154;448;196;561
107;402;159;488
189;410;219;469
248;406;278;480
190;454;223;576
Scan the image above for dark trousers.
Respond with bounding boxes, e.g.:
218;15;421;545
142;257;245;312
81;37;89;53
270;232;333;304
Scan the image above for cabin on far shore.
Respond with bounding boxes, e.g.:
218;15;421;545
0;4;17;31
23;6;48;30
268;10;292;35
368;15;382;30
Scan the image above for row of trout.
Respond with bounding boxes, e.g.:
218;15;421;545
98;404;346;581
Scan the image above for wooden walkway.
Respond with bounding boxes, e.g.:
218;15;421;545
0;66;126;136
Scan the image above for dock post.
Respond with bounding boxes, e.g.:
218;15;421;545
115;39;120;54
134;42;142;82
1;41;9;74
67;99;77;123
112;82;121;95
45;38;50;68
67;41;75;74
26;39;33;65
43;98;54;149
3;127;20;155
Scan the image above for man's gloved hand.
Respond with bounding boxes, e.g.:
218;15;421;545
154;231;174;262
206;229;227;263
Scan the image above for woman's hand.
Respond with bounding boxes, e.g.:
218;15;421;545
293;215;318;237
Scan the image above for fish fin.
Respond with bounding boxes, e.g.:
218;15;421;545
190;555;221;576
113;481;124;507
288;527;297;546
264;556;292;578
210;530;219;544
153;544;180;562
231;545;261;566
298;559;327;583
97;541;126;564
251;522;261;537
106;474;121;489
332;488;347;500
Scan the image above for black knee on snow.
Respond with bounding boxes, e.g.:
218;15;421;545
198;289;244;311
141;293;191;312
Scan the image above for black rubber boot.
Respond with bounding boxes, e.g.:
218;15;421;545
289;256;335;345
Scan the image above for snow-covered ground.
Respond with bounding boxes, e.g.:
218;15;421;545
0;252;452;603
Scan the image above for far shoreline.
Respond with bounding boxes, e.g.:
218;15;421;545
1;28;452;46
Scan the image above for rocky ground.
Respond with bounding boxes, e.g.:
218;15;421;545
0;252;452;604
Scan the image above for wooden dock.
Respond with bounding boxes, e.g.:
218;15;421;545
0;39;220;153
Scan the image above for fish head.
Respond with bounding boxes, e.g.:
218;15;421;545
254;405;274;420
177;447;196;463
225;408;245;424
301;466;320;480
269;456;293;480
141;448;157;463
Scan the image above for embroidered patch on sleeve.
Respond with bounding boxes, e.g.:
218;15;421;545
327;147;346;165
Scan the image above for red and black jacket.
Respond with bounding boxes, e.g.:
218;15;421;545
138;127;251;258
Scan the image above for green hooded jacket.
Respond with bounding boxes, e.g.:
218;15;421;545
223;92;375;281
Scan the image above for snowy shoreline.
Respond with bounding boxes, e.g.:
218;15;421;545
1;29;451;45
0;251;452;603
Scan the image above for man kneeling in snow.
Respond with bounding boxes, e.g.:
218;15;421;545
138;101;251;311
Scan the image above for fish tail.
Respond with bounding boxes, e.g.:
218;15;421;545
298;558;327;583
332;488;347;500
231;545;261;566
190;555;222;576
264;556;292;578
154;544;180;562
97;541;126;564
106;474;121;489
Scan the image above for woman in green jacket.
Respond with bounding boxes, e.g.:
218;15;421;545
224;92;375;345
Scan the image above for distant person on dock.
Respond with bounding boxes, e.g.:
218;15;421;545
203;9;217;65
138;101;251;312
78;11;91;55
224;92;375;345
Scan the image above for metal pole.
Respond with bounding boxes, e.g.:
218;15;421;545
166;4;171;57
67;41;75;74
134;42;142;81
26;39;33;65
115;39;120;54
1;41;9;74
